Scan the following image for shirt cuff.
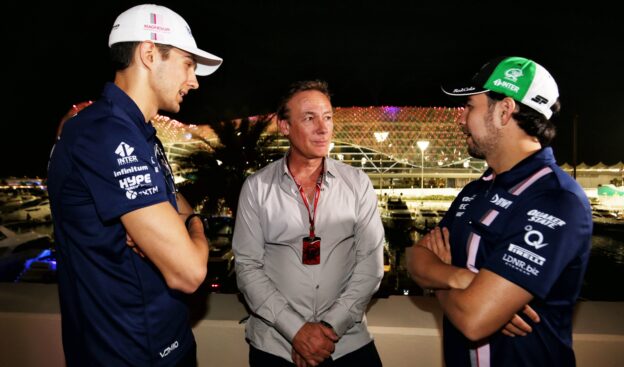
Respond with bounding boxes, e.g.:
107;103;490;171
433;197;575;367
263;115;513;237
273;306;306;342
321;303;353;337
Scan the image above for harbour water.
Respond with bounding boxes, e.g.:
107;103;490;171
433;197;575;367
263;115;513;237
8;221;624;301
582;233;624;301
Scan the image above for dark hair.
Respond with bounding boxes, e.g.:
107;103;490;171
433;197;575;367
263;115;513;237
486;91;561;146
276;80;331;121
110;42;174;72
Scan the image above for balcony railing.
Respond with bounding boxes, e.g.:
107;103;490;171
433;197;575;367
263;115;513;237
1;283;623;366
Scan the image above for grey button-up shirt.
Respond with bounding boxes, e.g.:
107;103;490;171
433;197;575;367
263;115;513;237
233;156;384;360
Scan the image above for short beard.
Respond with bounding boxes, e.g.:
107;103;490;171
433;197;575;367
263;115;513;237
467;144;485;160
467;109;500;160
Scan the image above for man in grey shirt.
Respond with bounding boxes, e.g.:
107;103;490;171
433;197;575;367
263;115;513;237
233;80;385;367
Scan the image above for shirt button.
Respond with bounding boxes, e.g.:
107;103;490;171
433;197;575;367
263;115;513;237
316;285;319;289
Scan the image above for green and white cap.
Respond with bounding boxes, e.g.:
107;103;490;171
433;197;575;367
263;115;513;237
442;56;559;119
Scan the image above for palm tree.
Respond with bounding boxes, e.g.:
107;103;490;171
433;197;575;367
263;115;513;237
177;114;281;217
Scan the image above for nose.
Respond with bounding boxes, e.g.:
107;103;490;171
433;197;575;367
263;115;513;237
187;72;199;90
458;108;468;126
315;117;331;133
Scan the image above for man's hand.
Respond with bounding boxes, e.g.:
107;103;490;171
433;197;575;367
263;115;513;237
419;227;451;264
56;101;93;138
292;322;338;366
409;226;475;290
502;304;541;337
292;349;309;367
126;233;145;258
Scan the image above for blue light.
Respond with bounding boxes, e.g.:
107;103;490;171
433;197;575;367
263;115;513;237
23;249;53;270
382;106;400;121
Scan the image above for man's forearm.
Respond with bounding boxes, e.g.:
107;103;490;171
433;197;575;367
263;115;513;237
409;246;474;289
435;270;534;341
187;216;209;257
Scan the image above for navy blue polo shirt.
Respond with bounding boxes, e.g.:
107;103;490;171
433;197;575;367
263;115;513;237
48;83;194;367
439;148;592;367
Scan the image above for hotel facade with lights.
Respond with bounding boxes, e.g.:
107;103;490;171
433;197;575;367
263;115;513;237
152;106;623;193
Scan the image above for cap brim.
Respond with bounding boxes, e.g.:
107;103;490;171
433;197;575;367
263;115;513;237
177;46;223;76
441;81;488;97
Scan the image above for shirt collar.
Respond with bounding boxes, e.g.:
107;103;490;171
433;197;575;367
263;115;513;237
101;82;157;140
480;147;557;189
280;150;336;187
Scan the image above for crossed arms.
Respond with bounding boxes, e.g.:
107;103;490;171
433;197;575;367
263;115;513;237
409;227;538;341
122;193;209;293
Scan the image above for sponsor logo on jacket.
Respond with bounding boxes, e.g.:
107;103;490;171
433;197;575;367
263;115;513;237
159;340;179;358
490;194;513;209
527;209;566;229
508;244;546;266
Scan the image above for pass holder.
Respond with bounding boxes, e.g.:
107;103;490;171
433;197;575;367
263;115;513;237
302;236;321;265
288;160;325;266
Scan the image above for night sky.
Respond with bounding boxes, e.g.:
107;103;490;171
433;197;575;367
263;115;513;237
3;1;623;178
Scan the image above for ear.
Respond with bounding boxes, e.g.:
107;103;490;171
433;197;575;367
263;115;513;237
499;97;516;125
137;41;157;70
277;118;290;135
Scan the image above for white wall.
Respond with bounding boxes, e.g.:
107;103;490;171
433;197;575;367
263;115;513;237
1;286;623;367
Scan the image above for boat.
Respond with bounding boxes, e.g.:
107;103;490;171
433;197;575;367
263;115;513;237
0;225;51;281
417;209;442;231
379;196;417;230
0;199;51;224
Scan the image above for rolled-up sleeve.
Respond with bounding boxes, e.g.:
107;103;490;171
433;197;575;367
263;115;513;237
233;177;306;342
322;172;384;336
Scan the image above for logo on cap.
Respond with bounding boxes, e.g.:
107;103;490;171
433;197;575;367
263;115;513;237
492;79;520;93
452;87;476;93
504;68;523;82
531;95;549;105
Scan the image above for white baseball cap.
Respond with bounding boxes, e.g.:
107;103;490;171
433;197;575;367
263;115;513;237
442;56;559;119
108;4;222;76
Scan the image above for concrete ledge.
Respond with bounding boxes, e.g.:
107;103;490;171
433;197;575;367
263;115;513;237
0;284;623;366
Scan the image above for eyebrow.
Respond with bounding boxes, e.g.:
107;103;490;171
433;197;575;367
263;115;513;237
303;110;333;116
186;54;198;68
175;48;198;68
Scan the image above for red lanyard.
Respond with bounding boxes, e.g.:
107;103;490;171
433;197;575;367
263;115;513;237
289;166;323;238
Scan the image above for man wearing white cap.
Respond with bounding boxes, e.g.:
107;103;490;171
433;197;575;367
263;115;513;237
48;4;221;366
409;57;592;366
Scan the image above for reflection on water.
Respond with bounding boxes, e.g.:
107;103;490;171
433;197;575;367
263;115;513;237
591;235;624;265
582;234;624;301
7;223;624;301
11;223;54;237
385;224;624;301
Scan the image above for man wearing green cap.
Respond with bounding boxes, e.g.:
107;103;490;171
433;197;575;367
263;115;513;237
409;56;592;366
